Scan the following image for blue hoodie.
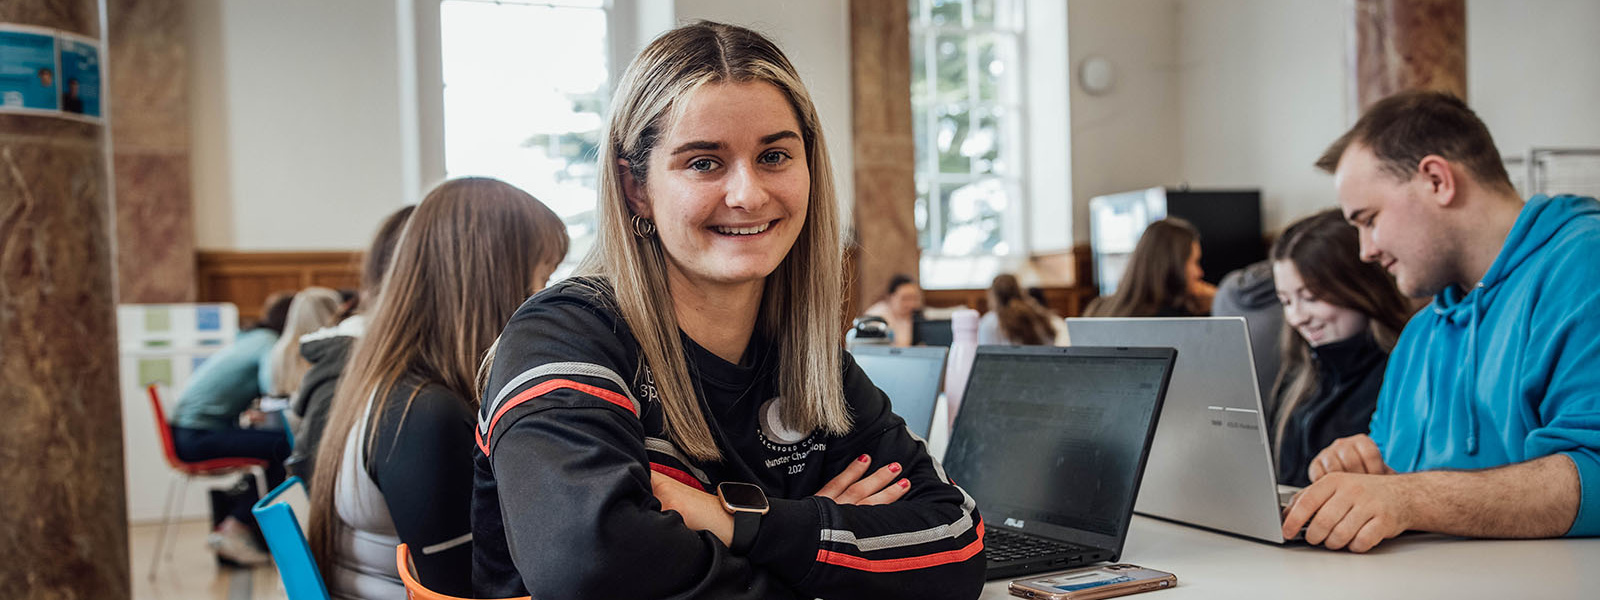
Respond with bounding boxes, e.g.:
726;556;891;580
1370;194;1600;537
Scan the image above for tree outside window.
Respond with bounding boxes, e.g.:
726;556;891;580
441;0;611;273
910;0;1026;259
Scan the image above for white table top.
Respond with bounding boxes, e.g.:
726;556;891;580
978;516;1600;599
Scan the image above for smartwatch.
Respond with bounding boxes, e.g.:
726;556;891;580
716;481;770;555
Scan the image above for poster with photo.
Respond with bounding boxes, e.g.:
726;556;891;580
0;25;59;112
57;32;100;117
0;23;102;123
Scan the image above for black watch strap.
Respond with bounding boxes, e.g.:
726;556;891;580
731;511;761;555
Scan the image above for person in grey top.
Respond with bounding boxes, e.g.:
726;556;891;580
1211;260;1283;420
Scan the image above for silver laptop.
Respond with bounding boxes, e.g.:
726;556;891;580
851;345;948;439
1065;317;1298;544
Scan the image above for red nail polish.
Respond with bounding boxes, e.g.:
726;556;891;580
899;479;910;488
858;454;870;463
889;463;902;473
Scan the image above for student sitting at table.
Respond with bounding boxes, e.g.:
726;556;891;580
306;178;568;598
264;286;342;400
863;273;924;347
471;21;985;599
169;292;294;564
1268;209;1412;488
1282;91;1600;552
978;273;1058;345
285;205;414;483
1084;218;1216;318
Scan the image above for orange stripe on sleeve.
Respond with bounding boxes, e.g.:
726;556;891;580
481;378;638;455
815;521;986;573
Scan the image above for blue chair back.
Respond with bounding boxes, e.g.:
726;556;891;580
252;477;330;600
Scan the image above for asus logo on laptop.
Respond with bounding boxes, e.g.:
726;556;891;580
1005;518;1026;528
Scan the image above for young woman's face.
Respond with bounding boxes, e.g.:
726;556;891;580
628;81;810;290
1273;260;1370;347
888;282;923;317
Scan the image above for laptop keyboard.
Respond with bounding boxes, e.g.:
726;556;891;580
985;528;1087;563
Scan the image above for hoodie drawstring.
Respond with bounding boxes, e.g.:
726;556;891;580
1464;283;1484;455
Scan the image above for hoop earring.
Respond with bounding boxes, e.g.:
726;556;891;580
631;214;656;238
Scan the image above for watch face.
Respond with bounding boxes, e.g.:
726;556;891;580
719;482;770;511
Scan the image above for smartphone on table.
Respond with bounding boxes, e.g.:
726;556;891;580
1008;563;1177;600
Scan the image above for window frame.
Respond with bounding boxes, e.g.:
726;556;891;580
909;0;1032;268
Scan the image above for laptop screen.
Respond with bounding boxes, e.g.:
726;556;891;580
852;346;948;439
943;347;1172;548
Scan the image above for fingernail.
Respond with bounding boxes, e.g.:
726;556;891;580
899;479;910;488
858;454;870;463
889;463;902;473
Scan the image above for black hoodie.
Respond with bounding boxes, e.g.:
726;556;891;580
472;278;986;599
285;315;364;483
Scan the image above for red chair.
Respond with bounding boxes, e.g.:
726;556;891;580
146;384;270;578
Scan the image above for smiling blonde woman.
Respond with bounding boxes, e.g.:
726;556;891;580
471;21;986;600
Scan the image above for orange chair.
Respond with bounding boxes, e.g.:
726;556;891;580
396;543;530;600
146;384;270;578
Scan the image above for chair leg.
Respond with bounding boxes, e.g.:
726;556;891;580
149;473;182;580
167;474;191;562
250;466;268;506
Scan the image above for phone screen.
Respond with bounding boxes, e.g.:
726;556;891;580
1029;570;1133;593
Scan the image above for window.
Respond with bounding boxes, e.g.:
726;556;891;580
440;0;611;270
909;0;1026;261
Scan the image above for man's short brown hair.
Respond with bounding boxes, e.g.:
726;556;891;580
1316;91;1515;193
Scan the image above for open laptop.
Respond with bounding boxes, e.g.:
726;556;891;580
1066;317;1299;544
942;346;1176;580
852;345;948;439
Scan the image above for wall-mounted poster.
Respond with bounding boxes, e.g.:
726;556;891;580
0;23;102;123
57;32;100;117
0;25;59;112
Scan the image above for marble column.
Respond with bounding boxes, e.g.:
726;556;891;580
1350;0;1467;116
849;0;919;314
0;1;131;598
109;0;195;302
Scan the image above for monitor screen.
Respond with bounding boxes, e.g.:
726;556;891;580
912;318;953;347
943;349;1170;538
852;346;948;439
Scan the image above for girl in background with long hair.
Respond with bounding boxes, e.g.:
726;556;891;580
1083;217;1215;317
286;205;415;483
1270;209;1412;486
307;178;568;598
472;22;985;600
265;286;342;399
978;273;1058;345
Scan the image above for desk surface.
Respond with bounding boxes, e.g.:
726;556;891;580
978;516;1600;599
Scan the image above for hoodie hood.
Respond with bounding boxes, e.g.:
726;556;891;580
299;314;366;363
1416;195;1600;457
1217;260;1278;310
1435;195;1600;315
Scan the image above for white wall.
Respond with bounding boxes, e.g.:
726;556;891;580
1170;0;1600;233
1174;0;1347;230
668;0;856;230
1066;0;1183;242
1468;0;1600;159
188;0;416;251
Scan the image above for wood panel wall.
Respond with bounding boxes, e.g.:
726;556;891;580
196;251;361;322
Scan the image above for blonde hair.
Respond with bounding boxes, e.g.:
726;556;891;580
308;177;568;576
577;21;850;461
267;287;343;397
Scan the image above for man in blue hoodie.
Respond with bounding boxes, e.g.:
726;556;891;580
1281;91;1600;553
